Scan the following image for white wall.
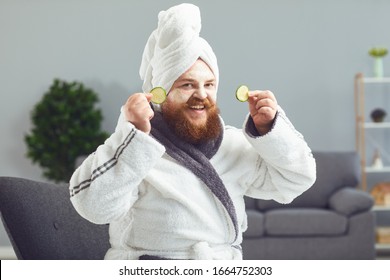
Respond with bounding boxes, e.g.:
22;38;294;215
1;0;390;246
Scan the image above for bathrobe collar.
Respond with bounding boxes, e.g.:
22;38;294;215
150;110;238;242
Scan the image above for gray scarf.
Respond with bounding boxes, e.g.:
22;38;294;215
150;111;238;242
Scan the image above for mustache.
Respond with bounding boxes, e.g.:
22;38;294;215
186;97;214;109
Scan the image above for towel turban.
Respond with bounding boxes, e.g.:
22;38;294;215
139;3;219;96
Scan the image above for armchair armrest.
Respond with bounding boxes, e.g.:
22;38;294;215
328;188;374;216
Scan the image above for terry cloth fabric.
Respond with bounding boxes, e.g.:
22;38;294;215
150;111;239;242
139;3;219;95
69;104;317;259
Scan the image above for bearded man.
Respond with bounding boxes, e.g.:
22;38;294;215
69;3;316;260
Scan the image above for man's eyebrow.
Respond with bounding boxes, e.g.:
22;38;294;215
177;78;196;83
177;78;216;83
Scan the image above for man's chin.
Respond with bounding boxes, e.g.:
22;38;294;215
162;103;221;144
183;110;208;125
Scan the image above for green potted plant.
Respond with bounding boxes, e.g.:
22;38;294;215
25;79;109;183
369;47;388;78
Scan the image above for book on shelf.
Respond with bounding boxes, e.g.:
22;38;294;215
377;227;390;244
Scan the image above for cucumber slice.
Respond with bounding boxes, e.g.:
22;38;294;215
235;85;249;102
150;87;167;104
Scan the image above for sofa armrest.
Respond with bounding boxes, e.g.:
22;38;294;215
328;188;374;216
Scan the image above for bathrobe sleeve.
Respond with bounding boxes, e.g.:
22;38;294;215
69;108;165;224
242;106;316;203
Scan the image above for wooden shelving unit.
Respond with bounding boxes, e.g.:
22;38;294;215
354;73;390;190
355;73;390;253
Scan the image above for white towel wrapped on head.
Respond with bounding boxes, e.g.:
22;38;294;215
139;3;219;95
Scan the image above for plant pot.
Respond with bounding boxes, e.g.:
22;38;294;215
374;57;384;78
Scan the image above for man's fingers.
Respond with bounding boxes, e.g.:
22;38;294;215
248;90;277;116
145;93;153;102
147;107;155;120
123;93;154;134
248;90;276;102
257;106;275;118
127;93;150;105
255;98;276;111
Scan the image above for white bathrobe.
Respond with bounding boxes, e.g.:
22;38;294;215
69;107;316;260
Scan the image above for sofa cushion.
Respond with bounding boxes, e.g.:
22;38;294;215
244;195;257;210
264;208;348;236
329;188;374;216
243;209;265;238
256;151;360;210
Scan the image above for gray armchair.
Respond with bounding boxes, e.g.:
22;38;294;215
0;177;109;259
242;151;376;259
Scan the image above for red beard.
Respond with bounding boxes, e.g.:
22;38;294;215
161;97;222;144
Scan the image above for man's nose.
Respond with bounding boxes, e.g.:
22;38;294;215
193;86;208;99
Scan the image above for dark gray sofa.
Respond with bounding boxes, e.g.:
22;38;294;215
0;151;375;259
242;151;376;259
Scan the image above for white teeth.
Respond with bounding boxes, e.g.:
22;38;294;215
190;105;204;110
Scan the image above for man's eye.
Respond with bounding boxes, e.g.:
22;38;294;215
181;83;193;88
205;83;215;88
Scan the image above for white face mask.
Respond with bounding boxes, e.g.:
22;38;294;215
166;59;217;105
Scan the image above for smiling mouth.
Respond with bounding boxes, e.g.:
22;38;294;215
189;105;205;110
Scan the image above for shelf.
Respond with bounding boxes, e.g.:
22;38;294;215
365;166;390;173
355;73;390;191
375;243;390;250
372;205;390;211
363;122;390;128
363;77;390;83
